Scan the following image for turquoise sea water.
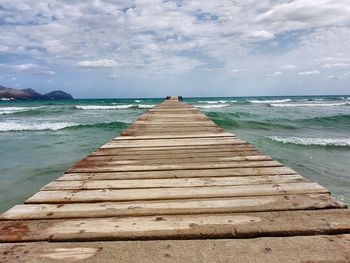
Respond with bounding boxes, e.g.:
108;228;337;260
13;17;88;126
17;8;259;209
1;96;350;212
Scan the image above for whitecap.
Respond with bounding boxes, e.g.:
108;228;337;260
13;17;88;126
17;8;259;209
0;122;77;132
75;105;134;110
194;104;229;109
268;136;350;147
137;104;155;109
248;99;292;104
198;100;228;104
134;100;141;103
270;102;349;107
0;106;42;115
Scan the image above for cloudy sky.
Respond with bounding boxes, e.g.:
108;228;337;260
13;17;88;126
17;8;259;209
0;0;350;98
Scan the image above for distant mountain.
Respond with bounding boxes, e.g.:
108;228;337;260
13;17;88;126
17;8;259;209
44;91;74;100
0;85;73;100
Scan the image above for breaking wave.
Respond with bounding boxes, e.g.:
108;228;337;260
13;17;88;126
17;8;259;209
137;104;155;109
0;106;43;115
75;104;154;110
0;122;77;131
270;102;350;107
195;104;229;109
198;100;228;104
0;120;129;132
248;99;292;104
267;136;350;147
64;121;130;130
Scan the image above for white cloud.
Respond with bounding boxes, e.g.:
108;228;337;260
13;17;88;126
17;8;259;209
327;75;338;80
37;70;56;75
299;70;320;75
0;44;9;52
232;69;247;73
104;74;119;79
12;64;42;71
322;63;350;68
0;63;55;75
281;65;297;69
0;74;16;81
256;0;350;32
247;30;275;40
273;71;282;75
77;59;118;69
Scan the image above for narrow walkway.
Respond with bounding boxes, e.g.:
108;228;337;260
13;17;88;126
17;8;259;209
1;97;349;262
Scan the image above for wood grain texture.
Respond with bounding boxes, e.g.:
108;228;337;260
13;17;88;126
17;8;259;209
1;194;345;220
1;209;349;242
25;182;328;203
41;174;306;190
58;166;298;181
1;235;350;263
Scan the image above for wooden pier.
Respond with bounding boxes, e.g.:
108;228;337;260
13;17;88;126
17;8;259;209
1;97;349;262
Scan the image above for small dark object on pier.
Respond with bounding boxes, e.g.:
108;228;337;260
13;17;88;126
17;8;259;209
165;96;171;100
178;96;183;102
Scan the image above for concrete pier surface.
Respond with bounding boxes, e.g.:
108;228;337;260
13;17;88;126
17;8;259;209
1;97;349;262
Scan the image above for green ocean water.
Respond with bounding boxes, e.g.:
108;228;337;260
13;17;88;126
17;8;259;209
0;96;350;212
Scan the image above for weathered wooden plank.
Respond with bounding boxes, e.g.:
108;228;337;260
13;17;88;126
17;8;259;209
124;129;223;134
120;131;222;138
122;129;225;135
149;110;200;113
1;209;349;242
102;138;246;148
59;166;298;181
110;137;239;143
141;112;207;116
1;194;345;220
85;150;260;161
129;122;216;126
25;182;328;203
138;119;211;123
139;115;209;120
101;141;248;149
67;160;283;173
124;130;221;135
116;132;235;140
41;174;306;191
91;144;256;156
74;155;270;167
122;130;226;136
1;235;349;262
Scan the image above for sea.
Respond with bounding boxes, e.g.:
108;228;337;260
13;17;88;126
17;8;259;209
1;95;350;212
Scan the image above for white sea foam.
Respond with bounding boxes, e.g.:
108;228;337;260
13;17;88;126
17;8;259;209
134;100;141;103
195;104;229;109
137;104;155;109
198;100;228;104
75;105;134;110
0;122;76;132
268;136;350;147
270;102;349;107
75;104;154;110
0;106;42;115
248;99;292;104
